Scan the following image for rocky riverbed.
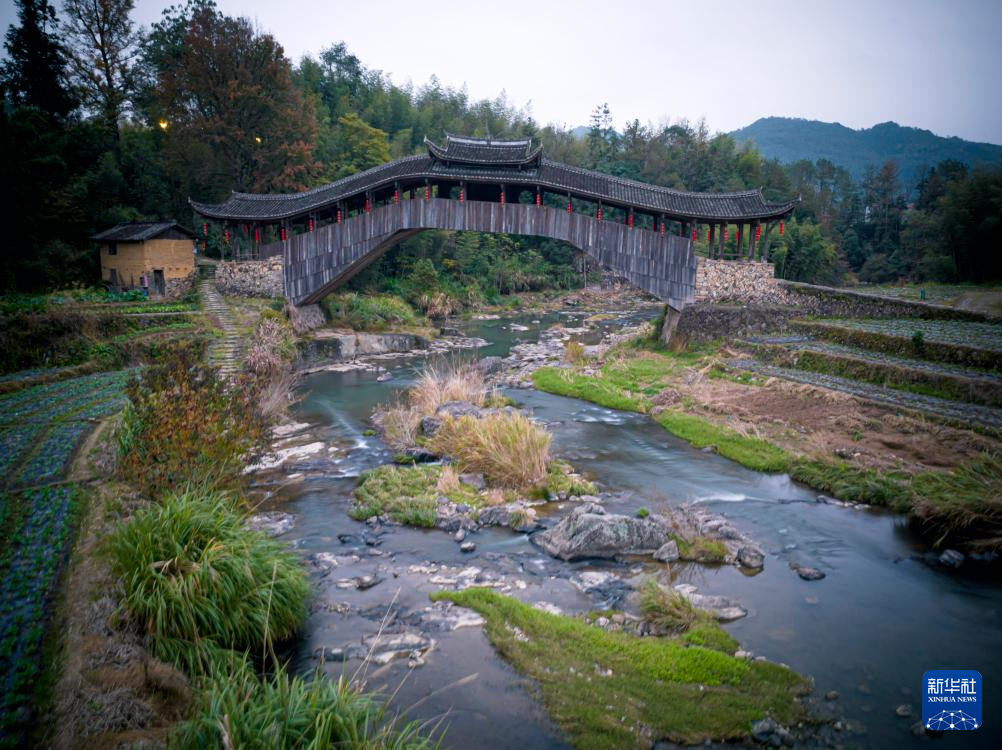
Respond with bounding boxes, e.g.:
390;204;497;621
238;307;1002;750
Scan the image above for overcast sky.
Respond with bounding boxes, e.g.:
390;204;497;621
4;0;1002;144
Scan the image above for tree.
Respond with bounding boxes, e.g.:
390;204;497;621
318;113;390;181
62;0;141;135
0;0;75;117
146;5;318;208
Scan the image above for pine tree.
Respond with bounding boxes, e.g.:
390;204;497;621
0;0;75;117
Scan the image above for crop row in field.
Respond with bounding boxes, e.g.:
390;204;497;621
816;318;1002;352
0;486;80;748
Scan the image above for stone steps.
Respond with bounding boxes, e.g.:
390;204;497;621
199;279;245;379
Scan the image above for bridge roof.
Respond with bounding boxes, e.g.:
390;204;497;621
191;144;798;223
425;134;543;166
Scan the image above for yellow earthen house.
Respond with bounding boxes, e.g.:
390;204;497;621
93;221;197;298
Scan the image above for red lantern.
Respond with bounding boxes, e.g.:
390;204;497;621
691;227;697;241
253;227;260;242
307;218;314;232
567;199;572;214
280;226;287;241
660;222;666;237
336;209;342;224
597;207;602;222
779;221;784;237
242;224;248;236
224;229;229;244
723;227;729;242
628;213;633;229
202;223;208;237
425;186;430;201
535;191;541;207
393;189;399;203
459;189;465;203
755;225;762;241
365;199;371;213
706;227;711;242
500;190;505;205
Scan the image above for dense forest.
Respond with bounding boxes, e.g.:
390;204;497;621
2;0;1001;305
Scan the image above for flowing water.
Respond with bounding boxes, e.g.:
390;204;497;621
260;312;1002;749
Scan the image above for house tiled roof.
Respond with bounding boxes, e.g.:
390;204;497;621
92;221;194;242
191;138;798;223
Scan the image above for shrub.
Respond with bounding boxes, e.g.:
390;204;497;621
321;292;425;331
170;654;439;750
107;490;309;674
117;342;267;496
636;507;650;519
245;315;297;378
430;413;550;489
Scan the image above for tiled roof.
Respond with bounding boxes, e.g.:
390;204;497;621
425;134;542;165
191;143;798;223
91;221;194;241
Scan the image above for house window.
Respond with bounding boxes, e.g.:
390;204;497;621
108;242;117;255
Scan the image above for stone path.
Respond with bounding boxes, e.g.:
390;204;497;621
727;358;1002;431
199;279;243;378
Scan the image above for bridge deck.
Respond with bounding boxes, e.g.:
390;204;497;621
268;198;697;309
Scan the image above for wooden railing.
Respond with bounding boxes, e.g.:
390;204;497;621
262;198;697;309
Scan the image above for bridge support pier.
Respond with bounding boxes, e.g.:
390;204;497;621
658;304;683;347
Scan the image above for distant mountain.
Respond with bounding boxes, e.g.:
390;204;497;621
569;125;590;140
729;117;1002;189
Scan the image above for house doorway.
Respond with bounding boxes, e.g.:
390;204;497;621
153;269;165;296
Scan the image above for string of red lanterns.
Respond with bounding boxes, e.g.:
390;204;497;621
500;190;505;206
393;189;399;203
567;199;572;214
755;225;762;241
779;221;785;237
660;222;666;237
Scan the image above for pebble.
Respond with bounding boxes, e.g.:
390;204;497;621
895;704;913;718
825;690;840;701
460;541;476;553
454;529;466;542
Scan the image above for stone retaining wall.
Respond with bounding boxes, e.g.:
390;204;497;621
215;259;283;298
695;258;793;305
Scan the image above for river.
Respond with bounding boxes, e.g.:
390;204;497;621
258;310;1002;749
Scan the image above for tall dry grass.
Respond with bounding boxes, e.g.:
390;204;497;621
378;359;491;449
430;413;550;489
410;360;489;414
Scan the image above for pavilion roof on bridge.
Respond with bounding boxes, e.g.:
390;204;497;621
191;136;798;223
424;134;543;166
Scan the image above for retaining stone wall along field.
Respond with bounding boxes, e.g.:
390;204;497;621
215;259;283;298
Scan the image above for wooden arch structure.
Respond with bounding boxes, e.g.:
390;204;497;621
191;135;798;309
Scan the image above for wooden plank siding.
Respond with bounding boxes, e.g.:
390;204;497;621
270;198;696;310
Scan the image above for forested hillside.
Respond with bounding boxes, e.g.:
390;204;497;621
730;117;1002;189
2;0;1001;304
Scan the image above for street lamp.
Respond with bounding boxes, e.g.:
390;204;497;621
158;119;169;131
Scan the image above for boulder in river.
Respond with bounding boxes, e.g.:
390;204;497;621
435;400;484;419
420;415;442;437
938;549;965;568
736;545;765;569
531;502;668;561
475;356;504;376
789;561;826;580
653;540;680;562
674;583;747;621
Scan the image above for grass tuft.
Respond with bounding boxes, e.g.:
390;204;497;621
430;413;550;489
351;464;479;527
170;653;440;749
106;489;309;674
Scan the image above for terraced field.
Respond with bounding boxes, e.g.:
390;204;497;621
728;358;1002;431
776;340;1002;382
0;370;130;747
811;318;1002;352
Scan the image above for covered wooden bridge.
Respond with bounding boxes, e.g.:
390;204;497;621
191;135;797;309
